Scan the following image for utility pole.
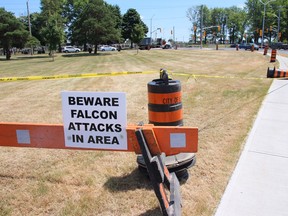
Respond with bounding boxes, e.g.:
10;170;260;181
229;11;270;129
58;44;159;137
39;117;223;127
173;26;175;42
26;0;33;55
200;5;203;49
260;0;275;47
26;0;32;36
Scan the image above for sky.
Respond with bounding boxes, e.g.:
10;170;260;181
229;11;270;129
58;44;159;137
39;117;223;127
0;0;246;42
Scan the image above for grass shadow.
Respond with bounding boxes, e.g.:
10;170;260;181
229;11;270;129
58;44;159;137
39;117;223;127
17;55;52;60
62;52;113;58
104;168;152;192
0;55;51;61
104;168;164;216
138;207;162;216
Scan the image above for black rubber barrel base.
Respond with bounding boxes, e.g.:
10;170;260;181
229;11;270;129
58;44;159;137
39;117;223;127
137;153;196;184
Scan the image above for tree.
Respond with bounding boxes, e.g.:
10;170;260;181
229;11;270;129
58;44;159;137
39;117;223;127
187;6;201;44
131;23;146;53
0;8;29;60
70;0;121;54
122;9;148;48
268;0;288;43
25;35;40;49
186;5;210;44
18;13;46;46
63;0;89;49
245;0;288;43
65;1;122;51
210;8;228;44
41;14;64;61
41;0;66;52
225;6;247;44
106;4;123;43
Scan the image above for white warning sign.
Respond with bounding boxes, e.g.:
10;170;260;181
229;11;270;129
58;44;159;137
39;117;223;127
61;91;127;150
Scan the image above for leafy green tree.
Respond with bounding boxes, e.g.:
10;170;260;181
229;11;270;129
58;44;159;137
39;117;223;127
245;0;288;43
63;0;89;49
187;5;251;45
226;6;247;44
210;8;228;44
0;8;29;60
25;35;40;48
65;1;122;51
30;13;47;46
70;0;121;54
106;4;123;43
186;5;211;44
122;8;148;48
18;13;46;46
187;5;202;43
245;0;262;43
41;0;66;52
41;14;64;60
131;23;146;53
271;0;288;42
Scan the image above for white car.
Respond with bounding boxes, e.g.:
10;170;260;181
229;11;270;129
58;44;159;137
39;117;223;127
63;46;81;53
100;46;116;51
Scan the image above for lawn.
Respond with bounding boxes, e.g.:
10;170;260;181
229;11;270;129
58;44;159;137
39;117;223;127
0;48;276;215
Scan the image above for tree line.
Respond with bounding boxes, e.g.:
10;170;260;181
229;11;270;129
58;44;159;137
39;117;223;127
187;0;288;45
0;0;147;60
0;0;287;60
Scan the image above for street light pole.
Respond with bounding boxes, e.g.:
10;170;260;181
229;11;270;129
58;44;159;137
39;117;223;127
277;8;281;42
259;0;275;48
150;15;155;39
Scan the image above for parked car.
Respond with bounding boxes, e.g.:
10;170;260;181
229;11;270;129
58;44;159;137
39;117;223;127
271;42;288;50
239;43;259;50
162;44;172;49
230;43;238;48
249;43;259;50
238;43;247;49
36;47;45;54
21;48;31;54
63;46;81;53
99;45;116;51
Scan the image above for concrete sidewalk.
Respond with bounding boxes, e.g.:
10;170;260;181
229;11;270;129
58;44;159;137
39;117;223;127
215;54;288;216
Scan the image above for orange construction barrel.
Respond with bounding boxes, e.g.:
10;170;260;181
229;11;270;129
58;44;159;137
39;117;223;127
270;49;277;62
137;72;196;182
147;79;183;126
267;67;288;78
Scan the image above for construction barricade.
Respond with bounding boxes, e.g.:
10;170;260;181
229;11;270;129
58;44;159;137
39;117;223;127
263;45;268;55
251;44;254;52
138;69;196;182
270;49;277;62
267;67;288;78
135;128;181;215
0;71;198;215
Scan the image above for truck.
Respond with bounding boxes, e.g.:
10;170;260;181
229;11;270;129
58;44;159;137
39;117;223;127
139;37;152;50
271;42;288;50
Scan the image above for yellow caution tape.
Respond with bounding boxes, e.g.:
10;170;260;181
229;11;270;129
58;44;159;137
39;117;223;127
0;70;264;82
0;71;155;82
173;72;265;80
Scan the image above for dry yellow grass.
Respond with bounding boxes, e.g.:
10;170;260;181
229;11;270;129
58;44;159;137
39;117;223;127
0;49;276;215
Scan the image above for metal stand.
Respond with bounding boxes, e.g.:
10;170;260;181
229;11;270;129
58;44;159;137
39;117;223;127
135;128;181;216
